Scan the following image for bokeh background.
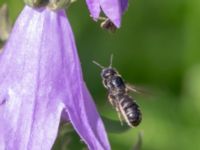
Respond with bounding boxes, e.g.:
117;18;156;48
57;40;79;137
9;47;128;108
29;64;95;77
1;0;200;150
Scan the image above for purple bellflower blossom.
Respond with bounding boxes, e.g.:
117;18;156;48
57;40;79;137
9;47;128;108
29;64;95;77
86;0;128;28
0;6;110;150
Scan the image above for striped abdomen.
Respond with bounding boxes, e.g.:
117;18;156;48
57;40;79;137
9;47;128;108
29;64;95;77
119;94;142;127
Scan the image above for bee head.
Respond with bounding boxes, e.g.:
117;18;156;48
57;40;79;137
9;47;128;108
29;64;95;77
93;54;116;79
101;68;117;79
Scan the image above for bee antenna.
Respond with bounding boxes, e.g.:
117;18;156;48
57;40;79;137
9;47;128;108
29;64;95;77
92;60;105;69
109;54;114;68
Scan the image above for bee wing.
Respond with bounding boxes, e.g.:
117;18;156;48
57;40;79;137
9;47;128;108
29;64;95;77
126;83;152;96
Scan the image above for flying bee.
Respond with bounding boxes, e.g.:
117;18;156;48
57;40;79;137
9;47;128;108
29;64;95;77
93;55;142;127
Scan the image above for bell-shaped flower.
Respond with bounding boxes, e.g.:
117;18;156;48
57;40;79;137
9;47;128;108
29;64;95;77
0;5;110;150
86;0;128;27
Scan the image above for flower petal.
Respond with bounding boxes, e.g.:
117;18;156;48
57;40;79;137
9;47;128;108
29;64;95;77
86;0;101;20
0;6;66;149
99;0;128;28
57;10;111;150
0;5;110;150
121;0;129;12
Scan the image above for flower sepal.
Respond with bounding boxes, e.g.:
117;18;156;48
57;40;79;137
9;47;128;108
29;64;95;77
48;0;72;10
24;0;48;7
24;0;73;10
0;4;11;42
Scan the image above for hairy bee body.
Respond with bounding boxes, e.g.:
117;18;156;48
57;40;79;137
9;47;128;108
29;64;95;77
112;93;141;127
93;56;142;127
101;67;142;127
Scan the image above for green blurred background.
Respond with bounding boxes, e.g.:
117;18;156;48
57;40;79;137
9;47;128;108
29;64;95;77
1;0;200;150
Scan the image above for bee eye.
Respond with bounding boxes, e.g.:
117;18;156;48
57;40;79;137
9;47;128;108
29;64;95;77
101;69;116;78
105;73;110;76
102;73;109;78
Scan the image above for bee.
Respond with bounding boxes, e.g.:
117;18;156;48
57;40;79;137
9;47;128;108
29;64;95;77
100;18;117;33
97;16;117;32
93;55;142;127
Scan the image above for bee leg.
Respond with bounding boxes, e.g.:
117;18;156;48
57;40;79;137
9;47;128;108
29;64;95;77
116;108;124;126
108;95;124;125
108;94;116;107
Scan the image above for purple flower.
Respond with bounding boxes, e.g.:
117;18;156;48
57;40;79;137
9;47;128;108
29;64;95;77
86;0;128;28
0;6;110;150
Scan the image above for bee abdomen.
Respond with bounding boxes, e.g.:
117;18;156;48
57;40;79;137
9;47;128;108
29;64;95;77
120;95;134;109
120;95;142;127
126;104;142;126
